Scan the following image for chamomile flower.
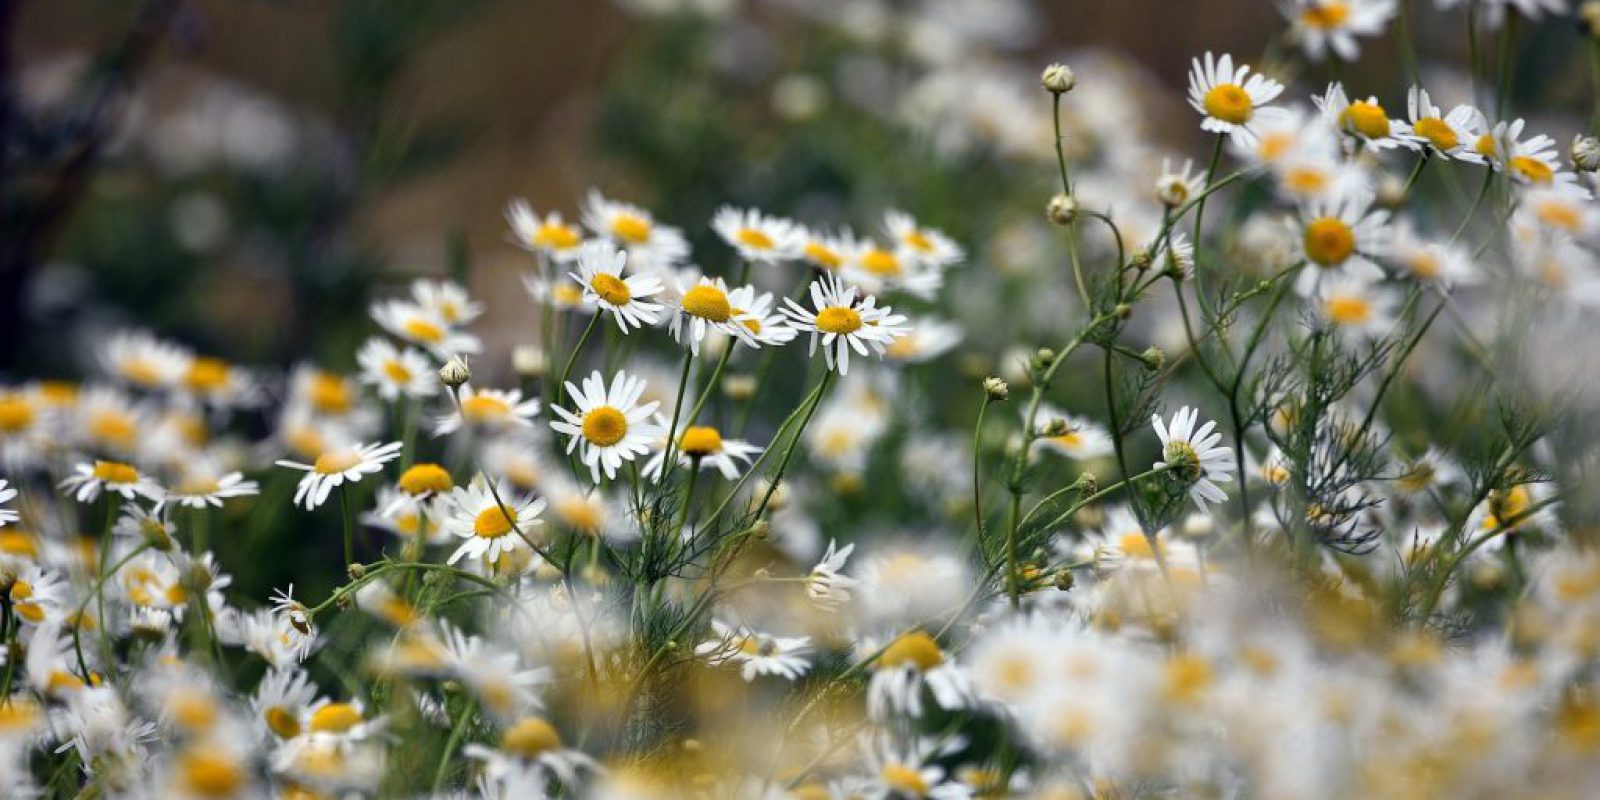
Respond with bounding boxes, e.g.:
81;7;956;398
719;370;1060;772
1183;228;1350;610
506;198;584;262
864;630;974;719
436;385;541;437
411;279;482;327
442;478;546;566
522;272;590;313
884;316;963;364
1186;52;1288;146
0;479;15;526
1314;83;1419;150
542;476;627;542
1405;86;1484;163
302;697;384;746
1282;0;1396;62
570;240;663;332
782;274;910;376
275;441;402;510
645;423;761;481
1151;231;1196;279
1294;189;1391;295
102;330;191;391
843;239;944;299
807;539;859;611
1497;119;1581;191
696;620;813;682
669;276;760;355
726;285;799;348
1519;186;1600;239
1387;221;1480;287
1314;274;1400;341
442;626;552;721
885;209;965;269
370;299;482;359
165;466;259;510
252;668;318;741
356;338;436;401
712;206;805;264
581;189;689;271
549;371;662;483
464;716;596;786
1152;406;1236;512
8;564;65;626
60;460;164;504
1031;406;1114;461
798;226;858;272
1154;157;1205;208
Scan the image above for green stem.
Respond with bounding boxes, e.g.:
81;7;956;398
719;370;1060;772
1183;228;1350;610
431;698;477;793
555;312;602;409
339;484;357;567
658;348;696;484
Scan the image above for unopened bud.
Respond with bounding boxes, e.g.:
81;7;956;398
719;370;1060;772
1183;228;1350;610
185;563;214;592
1133;250;1154;272
438;355;471;388
1041;417;1068;437
1140;346;1165;371
1076;471;1098;496
747;520;771;540
512;346;546;378
1572;134;1600;172
347;563;367;580
1040;63;1077;94
1047;193;1078;226
723;374;757;401
141;521;173;552
1054;570;1076;591
1114;303;1132;320
983;376;1010;401
1376;174;1407;209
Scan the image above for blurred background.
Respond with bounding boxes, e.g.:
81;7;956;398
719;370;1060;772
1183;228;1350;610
2;0;1590;382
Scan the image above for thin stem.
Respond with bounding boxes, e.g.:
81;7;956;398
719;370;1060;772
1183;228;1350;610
970;395;993;555
555;312;602;408
1448;169;1494;246
659;348;696;485
339;484;357;567
431;698;477;793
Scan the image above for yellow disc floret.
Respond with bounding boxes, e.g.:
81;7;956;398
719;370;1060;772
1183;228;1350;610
1203;83;1253;125
815;306;863;335
590;273;633;305
681;285;733;322
398;463;453;495
581;406;628;447
1304;217;1356;266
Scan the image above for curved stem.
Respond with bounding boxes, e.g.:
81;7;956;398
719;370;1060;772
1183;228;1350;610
555;312;602;409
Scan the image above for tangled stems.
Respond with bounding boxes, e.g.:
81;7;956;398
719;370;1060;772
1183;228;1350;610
72;541;153;680
1415;492;1562;621
695;369;834;537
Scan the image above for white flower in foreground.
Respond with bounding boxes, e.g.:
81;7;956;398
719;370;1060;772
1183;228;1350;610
275;441;401;510
570;240;663;332
59;460;164;505
1405;86;1484;164
1314;82;1420;151
442;478;546;566
1153;406;1236;512
1294;188;1390;295
696;620;813;682
0;478;16;526
782;274;909;376
1186;52;1287;145
669;276;759;355
712;206;804;264
549;371;662;483
644;422;762;481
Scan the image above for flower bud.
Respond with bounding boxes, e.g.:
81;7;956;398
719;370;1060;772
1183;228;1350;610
1040;63;1077;94
1140;346;1166;371
983;376;1010;401
1376;174;1407;209
723;374;757;401
1114;303;1132;320
512;345;546;378
438;355;471;388
347;563;366;580
1572;134;1600;172
1054;570;1076;591
1041;417;1068;437
1047;193;1078;226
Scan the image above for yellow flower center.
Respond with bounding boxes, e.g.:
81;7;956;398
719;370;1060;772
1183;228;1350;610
1536;200;1583;232
1258;131;1293;162
1118;532;1162;560
92;460;139;485
1301;1;1350;29
178;749;243;798
1485;485;1531;530
0;700;39;732
0;532;38;558
679;426;724;456
403;317;444;344
804;242;843;269
611;214;652;244
1413;117;1459;151
312;452;360;475
581;406;628;447
501;717;563;758
309;373;351;413
265;706;302;739
681;285;732;322
474;505;518;539
814;306;863;335
171;693;218;731
1341;101;1390;139
1406;251;1442;280
382;358;413;385
1509;155;1554;184
185;358;231;393
1162;652;1214;704
732;308;762;334
398;463;452;495
880;764;930;796
90;411;137;448
736;228;774;250
1284;167;1329;195
904;229;935;253
876;631;944;671
553;284;583;306
1474;133;1498;159
534;223;580;250
0;395;33;432
860;248;901;276
308;703;362;734
590;272;633;305
1304;217;1356;266
460;394;512;423
1203;83;1254;125
558;498;603;534
121;358;163;387
1324;294;1373;326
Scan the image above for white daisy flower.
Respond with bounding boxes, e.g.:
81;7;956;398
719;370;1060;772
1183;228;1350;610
165;466;259;510
570;240;663;332
0;479;16;526
884;316;963;364
370;299;482;359
1294;188;1391;295
782;274;910;376
522;272;590;312
411;279;482;327
548;371;662;483
1152;406;1236;512
1315;274;1401;341
1495;118;1582;191
1405;86;1484;163
1314;82;1420;151
884;209;964;269
252;667;318;741
1282;0;1396;63
726;284;799;348
442;478;546;566
101;330;191;391
464;716;597;786
442;626;553;722
669;276;760;355
275;441;402;510
505;198;584;263
798;226;859;273
1031;406;1114;461
1387;221;1480;287
644;423;762;481
59;460;164;504
356;338;436;401
712;206;805;264
436;385;541;437
695;619;813;682
1186;52;1288;145
581;189;689;271
841;239;944;299
1155;157;1205;208
1519;185;1600;240
806;539;858;611
864;630;974;719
